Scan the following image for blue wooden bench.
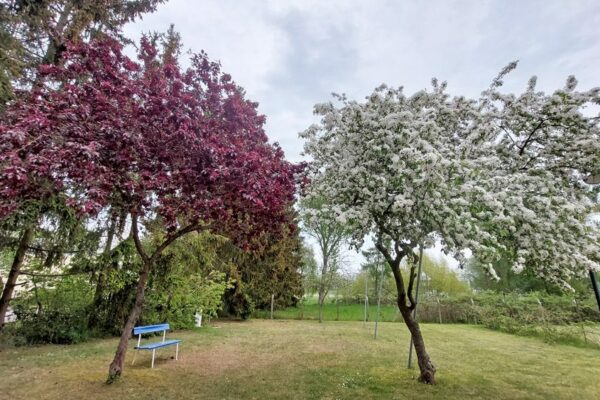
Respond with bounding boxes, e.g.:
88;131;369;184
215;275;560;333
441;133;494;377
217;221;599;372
131;323;181;368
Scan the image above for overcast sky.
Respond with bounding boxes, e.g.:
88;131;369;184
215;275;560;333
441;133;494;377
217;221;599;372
125;0;600;272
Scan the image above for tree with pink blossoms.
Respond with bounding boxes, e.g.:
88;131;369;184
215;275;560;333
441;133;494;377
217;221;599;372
0;36;300;381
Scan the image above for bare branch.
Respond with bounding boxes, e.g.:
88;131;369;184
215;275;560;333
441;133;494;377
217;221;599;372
518;119;545;155
20;270;83;278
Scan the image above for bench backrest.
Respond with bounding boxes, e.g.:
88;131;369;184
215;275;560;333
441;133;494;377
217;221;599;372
133;323;170;335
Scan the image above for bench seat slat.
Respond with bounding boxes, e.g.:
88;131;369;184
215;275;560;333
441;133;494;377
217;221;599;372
133;324;170;335
135;339;182;350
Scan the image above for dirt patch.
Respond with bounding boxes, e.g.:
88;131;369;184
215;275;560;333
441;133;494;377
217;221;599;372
160;321;353;377
172;342;292;377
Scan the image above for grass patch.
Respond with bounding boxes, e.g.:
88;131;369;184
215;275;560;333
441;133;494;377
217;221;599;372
254;303;600;349
1;320;600;399
253;302;401;322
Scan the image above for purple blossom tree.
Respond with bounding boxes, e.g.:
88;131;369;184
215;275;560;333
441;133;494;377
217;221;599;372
0;36;301;381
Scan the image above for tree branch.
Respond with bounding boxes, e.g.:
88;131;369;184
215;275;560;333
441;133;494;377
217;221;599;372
518;119;545;156
389;254;407;307
150;223;203;262
20;270;83;278
375;234;395;267
131;213;149;263
406;254;418;310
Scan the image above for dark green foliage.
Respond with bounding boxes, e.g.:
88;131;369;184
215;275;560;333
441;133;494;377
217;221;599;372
12;276;93;344
240;235;304;310
88;281;137;336
299;243;318;295
0;0;164;336
85;238;141;335
219;223;305;318
221;272;255;320
0;4;23;109
15;308;89;344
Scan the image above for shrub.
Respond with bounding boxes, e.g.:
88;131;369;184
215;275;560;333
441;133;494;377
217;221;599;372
15;309;89;344
12;276;93;344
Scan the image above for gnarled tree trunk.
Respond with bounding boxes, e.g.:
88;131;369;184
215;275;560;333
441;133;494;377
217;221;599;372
377;240;436;384
397;294;436;383
107;261;151;382
317;251;328;323
0;226;34;329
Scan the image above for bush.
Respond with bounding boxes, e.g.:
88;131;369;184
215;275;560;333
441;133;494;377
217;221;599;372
12;276;93;344
411;291;600;325
15;309;89;344
221;286;254;320
0;324;28;347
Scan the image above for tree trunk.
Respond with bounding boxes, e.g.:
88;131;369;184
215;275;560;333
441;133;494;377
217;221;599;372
88;215;118;330
106;260;151;383
106;218;200;382
398;297;436;384
375;239;435;384
318;294;324;323
0;226;34;329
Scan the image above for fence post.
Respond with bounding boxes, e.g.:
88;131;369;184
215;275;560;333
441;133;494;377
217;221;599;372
470;297;478;325
374;264;384;339
574;298;588;344
270;294;274;320
364;275;369;325
536;297;550;342
437;297;442;324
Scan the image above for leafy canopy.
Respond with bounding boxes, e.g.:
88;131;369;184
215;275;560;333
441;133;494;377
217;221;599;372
0;36;300;244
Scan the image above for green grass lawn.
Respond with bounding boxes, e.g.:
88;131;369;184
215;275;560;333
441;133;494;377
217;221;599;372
1;320;600;399
254;303;600;349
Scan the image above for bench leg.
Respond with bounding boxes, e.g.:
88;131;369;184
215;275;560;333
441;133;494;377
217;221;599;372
132;349;138;366
176;343;179;361
151;349;155;368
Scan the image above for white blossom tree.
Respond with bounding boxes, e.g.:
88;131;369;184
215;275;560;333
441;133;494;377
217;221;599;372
300;64;600;384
